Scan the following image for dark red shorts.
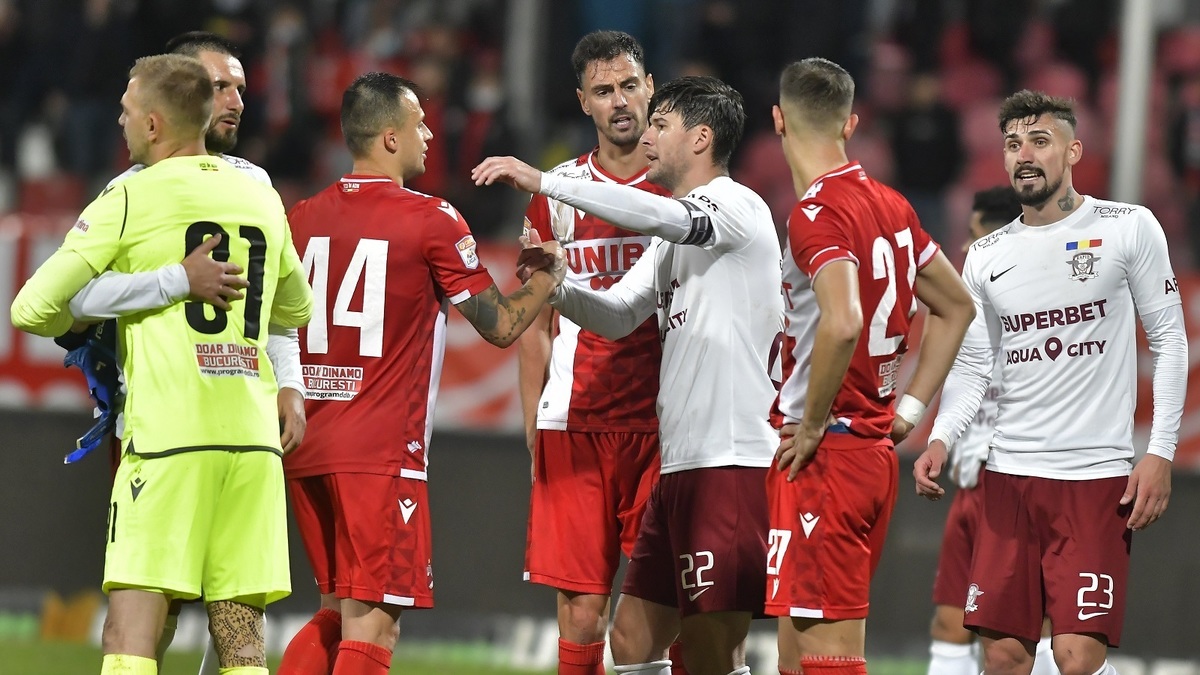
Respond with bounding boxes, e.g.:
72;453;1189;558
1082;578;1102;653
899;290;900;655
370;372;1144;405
964;471;1131;646
525;429;659;595
932;466;986;607
621;466;769;617
765;442;898;620
289;473;433;608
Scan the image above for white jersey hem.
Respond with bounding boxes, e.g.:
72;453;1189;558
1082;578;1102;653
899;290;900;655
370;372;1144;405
660;457;774;475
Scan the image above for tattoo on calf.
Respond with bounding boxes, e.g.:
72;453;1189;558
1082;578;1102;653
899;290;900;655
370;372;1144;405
208;600;266;668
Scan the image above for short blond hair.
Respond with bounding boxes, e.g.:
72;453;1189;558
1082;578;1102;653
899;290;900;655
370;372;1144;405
129;54;213;135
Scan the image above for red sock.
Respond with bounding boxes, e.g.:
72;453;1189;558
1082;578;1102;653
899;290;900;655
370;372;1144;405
800;656;867;675
558;638;605;675
669;641;689;675
331;640;392;675
278;608;342;675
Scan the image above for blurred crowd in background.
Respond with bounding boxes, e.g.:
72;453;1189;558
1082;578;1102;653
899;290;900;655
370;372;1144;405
4;0;1200;265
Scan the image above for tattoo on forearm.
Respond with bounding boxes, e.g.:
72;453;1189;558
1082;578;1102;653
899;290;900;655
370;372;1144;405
1057;190;1076;212
457;284;534;344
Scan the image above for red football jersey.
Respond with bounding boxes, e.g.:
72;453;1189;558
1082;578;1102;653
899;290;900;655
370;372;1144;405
524;150;668;432
775;162;939;443
285;176;495;479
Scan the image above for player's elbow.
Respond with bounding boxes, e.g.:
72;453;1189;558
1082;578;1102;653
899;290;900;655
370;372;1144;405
11;292;59;337
823;308;863;346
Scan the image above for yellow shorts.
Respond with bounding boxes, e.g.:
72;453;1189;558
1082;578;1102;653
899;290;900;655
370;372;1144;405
103;449;290;605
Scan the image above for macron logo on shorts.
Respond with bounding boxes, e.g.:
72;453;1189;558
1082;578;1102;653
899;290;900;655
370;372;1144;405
800;512;819;539
399;499;417;524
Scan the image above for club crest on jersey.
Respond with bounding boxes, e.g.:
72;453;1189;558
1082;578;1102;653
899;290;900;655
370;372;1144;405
456;235;480;269
1067;251;1100;282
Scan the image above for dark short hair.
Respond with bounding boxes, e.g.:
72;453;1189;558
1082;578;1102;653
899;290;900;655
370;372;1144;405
972;186;1022;230
571;31;646;86
165;31;240;59
341;72;421;158
998;89;1076;133
649;76;745;169
779;57;855;131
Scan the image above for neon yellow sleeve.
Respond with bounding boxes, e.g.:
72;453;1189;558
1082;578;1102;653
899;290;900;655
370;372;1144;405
269;218;313;329
62;184;128;273
10;249;99;337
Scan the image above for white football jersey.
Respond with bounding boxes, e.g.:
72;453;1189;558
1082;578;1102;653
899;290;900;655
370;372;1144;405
959;196;1180;479
104;153;272;191
614;177;784;474
954;358;1002;469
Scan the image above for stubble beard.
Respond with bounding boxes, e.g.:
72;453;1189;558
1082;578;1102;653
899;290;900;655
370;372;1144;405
206;126;238;155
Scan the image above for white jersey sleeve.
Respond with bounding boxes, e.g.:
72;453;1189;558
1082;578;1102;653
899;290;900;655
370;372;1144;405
550;238;660;340
929;246;999;452
265;325;304;394
1126;207;1181;316
678;180;760;253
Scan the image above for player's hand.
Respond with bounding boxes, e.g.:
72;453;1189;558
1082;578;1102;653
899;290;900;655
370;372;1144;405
277;386;306;455
518;229;566;286
1120;454;1172;530
183;234;248;311
774;420;825;481
890;415;915;444
914;440;949;500
471;156;543;193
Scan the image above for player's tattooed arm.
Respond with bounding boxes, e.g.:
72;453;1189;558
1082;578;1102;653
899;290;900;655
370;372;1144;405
455;276;559;348
1057;189;1077;212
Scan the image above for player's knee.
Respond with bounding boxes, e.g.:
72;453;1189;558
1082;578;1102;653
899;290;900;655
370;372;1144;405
982;640;1035;675
561;595;608;643
610;619;654;664
1051;646;1106;675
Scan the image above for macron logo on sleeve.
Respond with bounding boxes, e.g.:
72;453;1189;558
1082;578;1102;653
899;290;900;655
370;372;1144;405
801;205;823;222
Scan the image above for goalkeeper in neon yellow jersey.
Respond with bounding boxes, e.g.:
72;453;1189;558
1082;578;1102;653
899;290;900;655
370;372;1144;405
10;54;312;675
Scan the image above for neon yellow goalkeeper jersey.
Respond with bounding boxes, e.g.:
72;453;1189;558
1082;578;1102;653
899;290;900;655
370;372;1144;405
61;155;312;457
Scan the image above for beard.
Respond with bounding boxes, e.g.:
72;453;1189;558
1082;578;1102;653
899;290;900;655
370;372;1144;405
599;118;645;149
1013;173;1062;207
647;160;678;193
205;125;238;155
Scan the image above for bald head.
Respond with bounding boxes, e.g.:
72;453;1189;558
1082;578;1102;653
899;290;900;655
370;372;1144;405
778;57;854;136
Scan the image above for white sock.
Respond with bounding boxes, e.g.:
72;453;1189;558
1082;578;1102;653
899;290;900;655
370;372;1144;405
1088;661;1117;675
198;635;220;675
727;667;751;675
929;640;978;675
615;661;672;675
1030;636;1062;675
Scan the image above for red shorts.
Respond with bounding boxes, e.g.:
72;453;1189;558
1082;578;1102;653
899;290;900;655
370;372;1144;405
964;471;1131;646
525;430;659;594
765;442;898;620
621;466;769;617
931;466;986;607
288;473;433;608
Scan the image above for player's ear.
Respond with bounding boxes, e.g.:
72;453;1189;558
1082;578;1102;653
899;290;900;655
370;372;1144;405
576;88;588;116
693;124;713;157
145;111;161;141
645;73;655;97
842;113;859;142
772;105;785;136
1067;138;1083;167
383;129;398;154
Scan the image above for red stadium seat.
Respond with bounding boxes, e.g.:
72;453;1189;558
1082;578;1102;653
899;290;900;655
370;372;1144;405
18;175;85;215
